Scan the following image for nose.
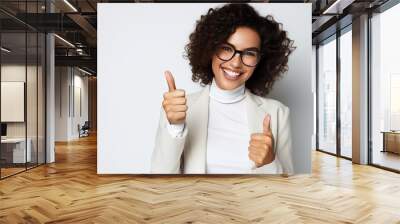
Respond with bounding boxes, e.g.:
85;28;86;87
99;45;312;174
230;52;242;68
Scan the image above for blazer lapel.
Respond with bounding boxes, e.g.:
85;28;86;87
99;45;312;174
185;85;210;173
245;90;265;134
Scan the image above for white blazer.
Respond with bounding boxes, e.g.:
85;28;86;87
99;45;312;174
151;85;294;175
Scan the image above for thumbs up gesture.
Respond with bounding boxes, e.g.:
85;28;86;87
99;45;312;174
248;114;275;168
162;70;188;124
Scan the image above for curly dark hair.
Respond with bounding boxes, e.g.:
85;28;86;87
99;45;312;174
184;3;295;97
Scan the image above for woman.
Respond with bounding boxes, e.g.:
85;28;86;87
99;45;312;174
151;3;295;174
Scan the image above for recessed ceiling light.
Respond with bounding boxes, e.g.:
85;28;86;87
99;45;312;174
1;47;11;53
78;67;93;76
54;34;75;48
63;0;78;12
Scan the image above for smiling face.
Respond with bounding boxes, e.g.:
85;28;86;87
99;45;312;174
211;26;261;90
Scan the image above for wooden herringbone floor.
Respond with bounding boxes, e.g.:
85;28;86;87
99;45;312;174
1;134;400;224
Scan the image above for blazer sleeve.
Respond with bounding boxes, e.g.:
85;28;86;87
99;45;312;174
150;107;188;174
275;105;294;175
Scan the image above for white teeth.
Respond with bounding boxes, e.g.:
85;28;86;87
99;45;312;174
223;69;240;77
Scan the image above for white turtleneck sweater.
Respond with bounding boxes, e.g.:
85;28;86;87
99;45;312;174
206;81;255;173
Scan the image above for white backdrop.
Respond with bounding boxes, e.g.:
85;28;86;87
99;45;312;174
97;3;312;174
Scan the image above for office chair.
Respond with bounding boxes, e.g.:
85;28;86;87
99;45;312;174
79;121;90;138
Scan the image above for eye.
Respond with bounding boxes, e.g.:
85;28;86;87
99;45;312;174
243;50;258;57
220;45;233;52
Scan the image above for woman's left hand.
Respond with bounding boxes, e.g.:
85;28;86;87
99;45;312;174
248;114;275;168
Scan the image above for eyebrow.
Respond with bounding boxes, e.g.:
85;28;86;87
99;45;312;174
223;42;260;51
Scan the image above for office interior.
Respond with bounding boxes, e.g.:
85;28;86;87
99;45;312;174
0;0;399;222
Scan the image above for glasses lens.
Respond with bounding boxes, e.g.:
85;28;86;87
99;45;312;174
242;50;260;67
216;45;234;61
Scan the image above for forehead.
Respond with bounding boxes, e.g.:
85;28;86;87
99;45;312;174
225;27;261;50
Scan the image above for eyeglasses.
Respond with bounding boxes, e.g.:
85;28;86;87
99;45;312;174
215;43;261;67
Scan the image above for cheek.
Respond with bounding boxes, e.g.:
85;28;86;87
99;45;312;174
211;55;222;75
243;68;256;80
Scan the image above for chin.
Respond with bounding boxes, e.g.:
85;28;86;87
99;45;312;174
215;71;247;90
215;79;246;90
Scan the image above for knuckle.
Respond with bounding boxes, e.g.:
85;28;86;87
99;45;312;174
177;89;185;96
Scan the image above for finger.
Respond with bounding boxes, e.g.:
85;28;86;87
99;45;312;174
251;133;270;142
248;153;262;167
248;152;257;163
169;105;188;112
263;114;272;135
168;97;186;105
248;147;261;156
164;70;176;92
163;90;185;99
249;141;268;150
248;145;268;156
250;137;272;147
169;112;186;123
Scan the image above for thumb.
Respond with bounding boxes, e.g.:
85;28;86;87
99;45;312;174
263;114;272;135
164;70;176;92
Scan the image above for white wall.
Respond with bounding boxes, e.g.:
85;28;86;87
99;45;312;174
55;67;89;141
98;3;312;174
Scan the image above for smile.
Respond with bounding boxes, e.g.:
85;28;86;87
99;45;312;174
222;68;243;80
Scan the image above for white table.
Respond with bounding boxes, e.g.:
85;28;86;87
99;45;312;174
1;138;32;163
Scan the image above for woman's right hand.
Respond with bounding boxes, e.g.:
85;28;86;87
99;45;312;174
162;71;187;124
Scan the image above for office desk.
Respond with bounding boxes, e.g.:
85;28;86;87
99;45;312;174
1;138;32;163
381;131;400;154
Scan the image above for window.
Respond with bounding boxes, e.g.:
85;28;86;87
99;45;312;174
340;28;352;158
317;36;337;154
370;2;400;171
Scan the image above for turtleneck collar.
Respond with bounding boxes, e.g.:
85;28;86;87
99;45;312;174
209;79;246;104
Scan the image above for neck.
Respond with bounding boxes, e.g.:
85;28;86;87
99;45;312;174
209;80;246;104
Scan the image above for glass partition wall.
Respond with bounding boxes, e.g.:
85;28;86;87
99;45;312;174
370;2;400;172
317;35;337;155
0;1;46;179
339;27;352;159
316;26;353;159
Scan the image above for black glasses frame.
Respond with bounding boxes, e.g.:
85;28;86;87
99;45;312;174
216;43;261;67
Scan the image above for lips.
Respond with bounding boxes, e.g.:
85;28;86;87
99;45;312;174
222;68;243;80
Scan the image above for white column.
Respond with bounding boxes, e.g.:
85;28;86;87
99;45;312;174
46;33;55;163
352;14;369;164
45;1;56;163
